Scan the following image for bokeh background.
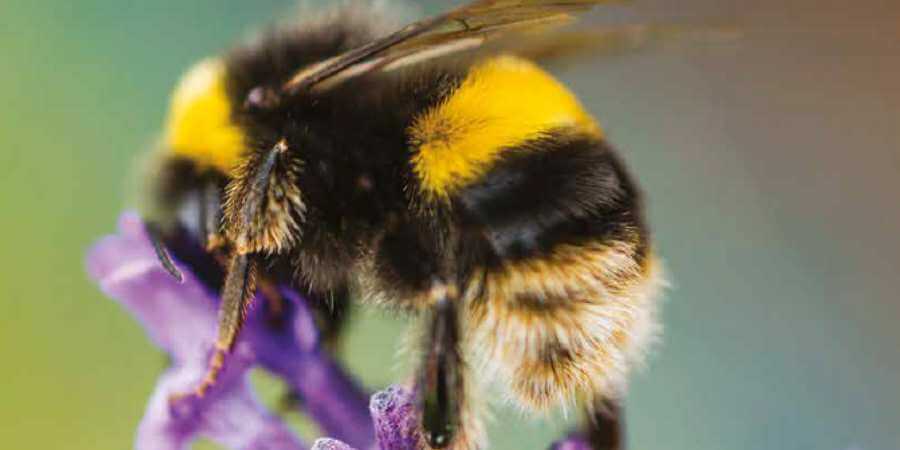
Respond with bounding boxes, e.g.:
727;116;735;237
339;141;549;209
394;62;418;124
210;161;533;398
1;0;898;449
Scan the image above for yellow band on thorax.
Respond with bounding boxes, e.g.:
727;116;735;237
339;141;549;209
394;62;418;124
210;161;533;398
164;59;245;174
409;55;601;199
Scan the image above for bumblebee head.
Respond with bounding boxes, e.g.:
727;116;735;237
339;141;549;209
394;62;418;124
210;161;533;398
159;58;308;257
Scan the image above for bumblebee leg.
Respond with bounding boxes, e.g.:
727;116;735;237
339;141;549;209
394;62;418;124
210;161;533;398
420;287;464;449
364;218;484;448
587;398;625;450
194;252;258;397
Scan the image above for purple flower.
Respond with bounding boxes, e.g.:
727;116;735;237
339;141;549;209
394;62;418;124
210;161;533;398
86;213;420;450
87;213;590;449
548;436;593;450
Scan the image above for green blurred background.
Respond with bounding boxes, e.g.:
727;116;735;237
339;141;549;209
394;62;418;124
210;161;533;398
1;0;898;449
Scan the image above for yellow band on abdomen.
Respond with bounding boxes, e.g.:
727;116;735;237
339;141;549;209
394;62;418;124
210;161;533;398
409;55;601;199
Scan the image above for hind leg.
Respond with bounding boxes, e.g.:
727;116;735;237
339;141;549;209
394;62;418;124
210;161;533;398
585;397;625;450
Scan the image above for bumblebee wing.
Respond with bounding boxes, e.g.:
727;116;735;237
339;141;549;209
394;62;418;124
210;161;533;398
334;23;737;86
281;0;621;94
501;23;740;65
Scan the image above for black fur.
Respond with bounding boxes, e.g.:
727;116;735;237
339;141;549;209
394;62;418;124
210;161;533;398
455;132;648;270
152;157;222;220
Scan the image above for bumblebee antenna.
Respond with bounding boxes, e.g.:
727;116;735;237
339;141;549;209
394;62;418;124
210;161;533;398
144;221;184;283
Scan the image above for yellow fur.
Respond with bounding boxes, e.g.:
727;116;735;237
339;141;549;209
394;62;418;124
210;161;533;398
164;59;245;174
466;241;662;412
409;55;602;199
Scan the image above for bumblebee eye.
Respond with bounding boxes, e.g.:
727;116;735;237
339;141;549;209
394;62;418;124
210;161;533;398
243;86;280;111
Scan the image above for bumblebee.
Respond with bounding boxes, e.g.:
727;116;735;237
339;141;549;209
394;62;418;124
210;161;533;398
143;1;664;449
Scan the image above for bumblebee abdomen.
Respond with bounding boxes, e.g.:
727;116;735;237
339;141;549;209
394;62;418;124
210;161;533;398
455;134;658;412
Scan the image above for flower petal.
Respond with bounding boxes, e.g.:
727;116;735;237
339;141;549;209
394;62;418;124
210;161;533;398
549;434;592;450
311;438;357;450
242;289;373;447
370;385;420;450
87;213;375;449
86;213;216;362
136;365;305;450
